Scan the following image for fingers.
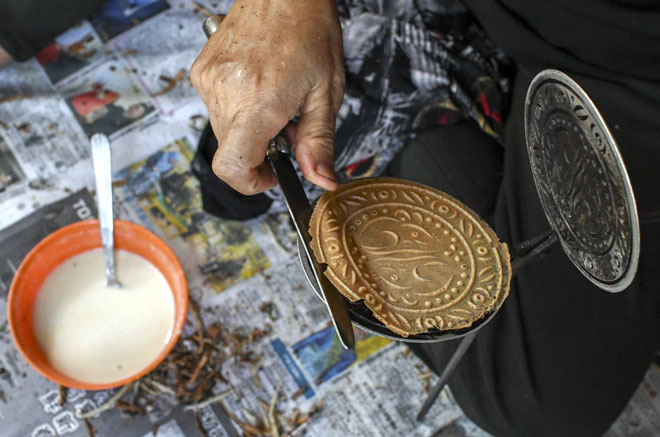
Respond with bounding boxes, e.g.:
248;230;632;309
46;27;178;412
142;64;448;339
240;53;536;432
189;1;345;195
211;108;282;195
283;121;298;145
294;87;339;191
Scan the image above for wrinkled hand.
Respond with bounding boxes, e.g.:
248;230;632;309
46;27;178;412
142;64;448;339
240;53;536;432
190;0;344;195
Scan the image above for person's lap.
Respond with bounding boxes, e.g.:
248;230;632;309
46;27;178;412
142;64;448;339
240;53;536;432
386;111;660;436
386;122;503;223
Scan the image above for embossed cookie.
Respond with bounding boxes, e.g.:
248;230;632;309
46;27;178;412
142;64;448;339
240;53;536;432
309;177;511;338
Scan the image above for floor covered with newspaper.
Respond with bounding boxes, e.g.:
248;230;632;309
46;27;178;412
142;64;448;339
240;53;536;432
0;1;659;436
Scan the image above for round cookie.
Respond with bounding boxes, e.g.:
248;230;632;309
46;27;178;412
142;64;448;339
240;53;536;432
309;177;511;337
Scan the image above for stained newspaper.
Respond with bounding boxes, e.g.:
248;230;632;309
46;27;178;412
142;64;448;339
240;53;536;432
0;1;656;437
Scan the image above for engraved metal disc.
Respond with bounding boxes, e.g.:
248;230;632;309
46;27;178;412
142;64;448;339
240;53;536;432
524;69;640;292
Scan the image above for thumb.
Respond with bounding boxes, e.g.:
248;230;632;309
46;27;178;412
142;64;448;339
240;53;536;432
294;88;339;191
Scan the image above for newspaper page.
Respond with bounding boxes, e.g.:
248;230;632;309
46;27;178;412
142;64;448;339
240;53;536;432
110;9;208;115
0;0;209;229
110;135;470;435
2;1;660;437
0;61;93;229
605;364;660;437
0;150;478;437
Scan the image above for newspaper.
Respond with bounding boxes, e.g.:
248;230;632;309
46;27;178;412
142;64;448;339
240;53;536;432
0;60;93;229
0;1;658;436
605;364;660;437
0;2;480;435
0;188;469;437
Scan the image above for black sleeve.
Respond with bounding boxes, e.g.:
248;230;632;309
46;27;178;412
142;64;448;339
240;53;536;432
0;0;107;62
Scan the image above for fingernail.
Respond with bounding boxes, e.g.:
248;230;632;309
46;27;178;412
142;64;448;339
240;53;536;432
315;161;336;181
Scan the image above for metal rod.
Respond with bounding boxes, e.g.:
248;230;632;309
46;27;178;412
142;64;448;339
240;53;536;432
417;331;478;421
512;228;554;255
202;15;224;38
417;231;559;421
510;232;558;271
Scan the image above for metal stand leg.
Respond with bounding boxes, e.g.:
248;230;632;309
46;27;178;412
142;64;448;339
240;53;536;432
416;331;478;421
417;230;559;421
510;232;558;271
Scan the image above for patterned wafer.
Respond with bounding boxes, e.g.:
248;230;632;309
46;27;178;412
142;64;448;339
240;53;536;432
309;177;511;337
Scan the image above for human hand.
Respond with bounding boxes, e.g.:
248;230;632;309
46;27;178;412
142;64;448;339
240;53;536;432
190;0;344;195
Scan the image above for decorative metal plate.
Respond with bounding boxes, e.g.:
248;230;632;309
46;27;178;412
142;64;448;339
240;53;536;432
524;69;640;292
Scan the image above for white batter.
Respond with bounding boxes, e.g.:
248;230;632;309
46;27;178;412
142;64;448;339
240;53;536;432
33;248;175;384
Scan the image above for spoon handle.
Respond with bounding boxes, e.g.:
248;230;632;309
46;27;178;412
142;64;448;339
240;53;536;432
90;133;119;287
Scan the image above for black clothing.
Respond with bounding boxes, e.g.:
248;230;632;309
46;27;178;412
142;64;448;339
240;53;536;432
388;1;660;436
192;124;273;221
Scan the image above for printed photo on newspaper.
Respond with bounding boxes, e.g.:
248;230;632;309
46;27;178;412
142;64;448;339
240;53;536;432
58;57;156;137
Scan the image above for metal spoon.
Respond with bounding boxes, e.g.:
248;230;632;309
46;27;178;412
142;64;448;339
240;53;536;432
90;133;120;287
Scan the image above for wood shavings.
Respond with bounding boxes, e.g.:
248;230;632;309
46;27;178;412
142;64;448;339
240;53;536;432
146;380;176;396
97;302;227;430
182;389;233;412
83;298;285;436
225;409;267;437
259;302;277;320
288;410;300;428
248;328;270;343
252;359;263;389
140;382;159;396
268;384;282;437
188;114;207;131
83;417;96;437
186;352;209;387
257;398;269;416
189;300;206;354
241;407;259;427
290;385;308;401
116;400;145;415
0;95;28;104
59;385;67;406
154;68;186;96
192;1;214;16
418;370;432;393
80;383;133;418
296;403;323;426
222;395;321;437
283;403;323;436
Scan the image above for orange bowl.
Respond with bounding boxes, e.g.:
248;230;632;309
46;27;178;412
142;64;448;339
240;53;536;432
7;219;188;390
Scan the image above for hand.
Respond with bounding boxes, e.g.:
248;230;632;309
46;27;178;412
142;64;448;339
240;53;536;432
190;0;344;195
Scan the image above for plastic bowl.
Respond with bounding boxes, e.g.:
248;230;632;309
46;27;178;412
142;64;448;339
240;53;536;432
7;219;188;390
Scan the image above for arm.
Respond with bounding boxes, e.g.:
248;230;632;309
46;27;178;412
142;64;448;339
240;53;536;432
190;0;344;195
